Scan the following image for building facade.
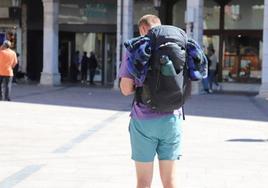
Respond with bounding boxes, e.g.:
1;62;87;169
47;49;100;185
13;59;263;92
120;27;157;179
0;0;267;96
175;0;264;84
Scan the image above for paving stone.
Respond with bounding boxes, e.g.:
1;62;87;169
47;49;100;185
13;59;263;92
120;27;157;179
0;85;267;188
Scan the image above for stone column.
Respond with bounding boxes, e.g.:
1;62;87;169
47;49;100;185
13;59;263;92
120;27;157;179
40;0;60;85
114;0;133;89
259;0;268;98
121;0;133;56
186;0;204;94
114;0;122;89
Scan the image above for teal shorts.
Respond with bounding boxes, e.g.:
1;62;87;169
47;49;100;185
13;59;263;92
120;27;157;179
129;115;182;162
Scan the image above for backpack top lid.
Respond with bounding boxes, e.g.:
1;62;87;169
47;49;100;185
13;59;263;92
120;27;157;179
148;25;187;52
146;25;188;73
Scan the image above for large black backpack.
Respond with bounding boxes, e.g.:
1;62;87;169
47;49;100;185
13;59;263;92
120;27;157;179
135;25;191;112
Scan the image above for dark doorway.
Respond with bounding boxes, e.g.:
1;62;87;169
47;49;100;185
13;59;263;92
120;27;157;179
27;30;43;81
24;0;43;81
59;32;75;82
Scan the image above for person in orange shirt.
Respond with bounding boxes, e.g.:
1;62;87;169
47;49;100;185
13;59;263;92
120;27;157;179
0;40;17;101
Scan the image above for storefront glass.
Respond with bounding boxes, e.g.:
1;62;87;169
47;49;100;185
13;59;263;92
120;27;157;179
203;0;264;83
75;33;103;82
75;33;116;85
0;0;12;6
204;0;220;29
134;0;158;24
60;0;158;25
174;0;220;29
203;35;220;57
173;0;186;28
225;0;264;30
104;34;116;85
223;35;262;82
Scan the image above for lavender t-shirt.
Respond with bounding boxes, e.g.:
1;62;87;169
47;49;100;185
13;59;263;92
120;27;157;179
119;57;182;119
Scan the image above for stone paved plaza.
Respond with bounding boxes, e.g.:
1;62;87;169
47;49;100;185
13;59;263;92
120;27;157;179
0;84;268;188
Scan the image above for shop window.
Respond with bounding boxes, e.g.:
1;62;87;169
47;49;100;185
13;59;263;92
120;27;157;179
0;0;12;7
204;34;262;83
204;0;220;29
75;33;103;82
223;35;261;83
173;0;186;28
225;0;264;30
203;35;219;57
134;0;158;24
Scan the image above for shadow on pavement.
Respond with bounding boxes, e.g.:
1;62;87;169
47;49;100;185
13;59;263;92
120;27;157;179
12;85;133;112
184;92;268;122
226;138;268;142
11;85;268;122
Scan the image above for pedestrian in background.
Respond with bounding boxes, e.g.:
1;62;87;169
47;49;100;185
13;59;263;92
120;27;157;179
0;40;18;101
71;51;80;82
12;52;20;83
88;51;98;85
202;52;212;94
80;51;89;84
208;49;220;91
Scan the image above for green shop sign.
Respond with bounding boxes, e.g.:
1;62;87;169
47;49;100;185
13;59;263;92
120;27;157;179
83;2;116;19
59;0;117;24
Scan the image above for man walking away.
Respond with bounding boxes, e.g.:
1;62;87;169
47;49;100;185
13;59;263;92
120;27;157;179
120;14;186;188
0;40;18;101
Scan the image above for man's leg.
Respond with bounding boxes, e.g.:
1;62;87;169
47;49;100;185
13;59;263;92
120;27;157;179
202;77;210;93
89;69;93;83
81;70;85;83
90;69;96;84
157;115;181;188
208;70;213;90
135;162;154;188
159;160;177;188
129;118;157;188
4;76;12;101
92;69;96;83
213;71;219;86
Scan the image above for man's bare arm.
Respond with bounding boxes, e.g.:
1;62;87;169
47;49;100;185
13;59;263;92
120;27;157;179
120;77;135;96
